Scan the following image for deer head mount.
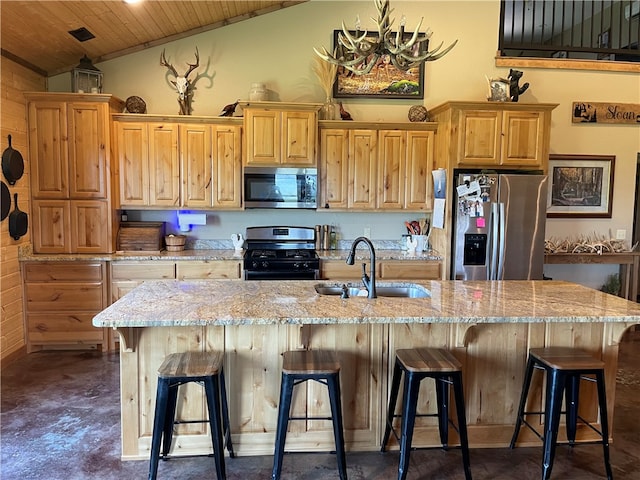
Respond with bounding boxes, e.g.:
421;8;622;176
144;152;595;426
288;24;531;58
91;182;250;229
160;47;200;115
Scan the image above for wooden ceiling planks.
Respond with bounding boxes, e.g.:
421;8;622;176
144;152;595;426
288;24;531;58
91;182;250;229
0;1;307;76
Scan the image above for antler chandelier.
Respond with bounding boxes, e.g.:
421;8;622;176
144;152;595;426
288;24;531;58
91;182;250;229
314;0;458;75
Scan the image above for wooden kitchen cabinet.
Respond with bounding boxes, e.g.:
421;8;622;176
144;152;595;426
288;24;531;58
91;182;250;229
117;121;180;207
321;259;381;280
110;261;177;301
429;101;557;170
180;123;211;207
180;122;242;208
320;259;441;280
22;261;110;352
319;122;436;211
176;260;242;279
111;260;242;303
211;124;242;208
319;127;377;210
242;102;320;166
114;115;242;209
379;260;441;280
26;93;123;253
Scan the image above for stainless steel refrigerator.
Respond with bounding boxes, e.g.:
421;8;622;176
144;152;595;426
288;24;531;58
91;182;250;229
451;170;548;280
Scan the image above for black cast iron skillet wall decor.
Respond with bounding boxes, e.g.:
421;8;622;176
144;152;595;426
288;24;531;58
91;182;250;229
2;135;24;185
1;181;10;221
9;193;28;240
0;182;11;221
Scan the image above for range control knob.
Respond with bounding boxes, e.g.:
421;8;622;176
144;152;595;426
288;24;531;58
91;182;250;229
261;261;269;269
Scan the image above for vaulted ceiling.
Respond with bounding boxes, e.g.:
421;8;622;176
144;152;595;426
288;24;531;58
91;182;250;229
0;1;307;76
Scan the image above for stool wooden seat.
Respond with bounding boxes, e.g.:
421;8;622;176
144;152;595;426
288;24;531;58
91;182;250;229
148;351;234;480
381;348;472;480
510;347;612;480
271;350;347;480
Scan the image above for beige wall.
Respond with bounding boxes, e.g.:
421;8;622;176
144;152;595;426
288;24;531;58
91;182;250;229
44;0;639;289
0;56;46;363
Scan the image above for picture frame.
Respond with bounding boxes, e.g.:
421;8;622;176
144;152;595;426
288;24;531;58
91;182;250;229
332;30;425;99
547;154;615;218
597;29;614;60
487;77;509;102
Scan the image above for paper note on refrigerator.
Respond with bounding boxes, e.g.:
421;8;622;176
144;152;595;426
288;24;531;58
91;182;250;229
457;180;481;198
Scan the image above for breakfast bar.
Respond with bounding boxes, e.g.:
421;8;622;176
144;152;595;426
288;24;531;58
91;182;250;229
93;279;640;460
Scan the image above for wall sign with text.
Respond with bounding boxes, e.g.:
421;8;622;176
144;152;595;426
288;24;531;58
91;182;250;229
572;102;640;124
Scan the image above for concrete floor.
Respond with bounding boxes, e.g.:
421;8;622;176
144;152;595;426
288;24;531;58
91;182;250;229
2;329;639;480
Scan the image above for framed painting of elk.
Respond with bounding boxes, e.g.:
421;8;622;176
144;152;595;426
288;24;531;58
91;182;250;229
331;30;425;99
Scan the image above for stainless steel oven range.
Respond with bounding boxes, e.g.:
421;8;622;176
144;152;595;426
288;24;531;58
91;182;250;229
243;226;320;280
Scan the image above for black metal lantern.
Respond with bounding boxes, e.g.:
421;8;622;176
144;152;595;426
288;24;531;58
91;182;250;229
72;55;103;93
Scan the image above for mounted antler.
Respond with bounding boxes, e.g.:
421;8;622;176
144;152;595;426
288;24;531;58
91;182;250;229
160;47;200;115
314;0;457;75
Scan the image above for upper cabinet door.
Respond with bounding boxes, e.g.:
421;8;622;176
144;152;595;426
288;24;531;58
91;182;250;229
319;128;349;209
117;122;149;206
377;130;406;210
500;110;544;167
243;104;319;166
405;130;435;210
212;124;242;209
281;110;317;166
457;110;502;166
244;109;280;165
28;101;69;199
348;129;377;209
181;123;212;208
149;123;180;207
67;102;108;198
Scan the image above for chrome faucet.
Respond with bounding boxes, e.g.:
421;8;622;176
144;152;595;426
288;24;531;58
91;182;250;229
346;236;376;299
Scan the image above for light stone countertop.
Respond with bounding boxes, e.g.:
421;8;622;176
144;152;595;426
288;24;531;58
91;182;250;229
18;247;441;263
92;279;640;328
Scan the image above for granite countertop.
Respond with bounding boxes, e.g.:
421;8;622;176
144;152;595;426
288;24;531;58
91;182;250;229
19;247;441;262
93;279;640;328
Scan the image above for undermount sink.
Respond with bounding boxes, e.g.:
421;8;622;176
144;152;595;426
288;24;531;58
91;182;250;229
314;283;430;299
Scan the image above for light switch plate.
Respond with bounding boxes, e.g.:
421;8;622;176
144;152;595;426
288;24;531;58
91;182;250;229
616;229;626;240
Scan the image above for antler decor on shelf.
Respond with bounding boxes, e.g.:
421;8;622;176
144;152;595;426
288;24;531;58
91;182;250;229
314;0;457;75
160;47;200;115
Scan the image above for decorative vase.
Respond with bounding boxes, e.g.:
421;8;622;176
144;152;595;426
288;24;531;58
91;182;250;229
320;96;337;120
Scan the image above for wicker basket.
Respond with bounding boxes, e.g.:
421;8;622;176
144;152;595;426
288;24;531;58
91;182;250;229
165;234;186;252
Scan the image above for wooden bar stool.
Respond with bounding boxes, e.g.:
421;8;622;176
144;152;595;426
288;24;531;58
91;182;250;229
148;351;234;480
381;348;472;480
271;350;347;480
510;347;612;480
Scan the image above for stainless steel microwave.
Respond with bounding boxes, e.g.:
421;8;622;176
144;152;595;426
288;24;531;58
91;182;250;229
243;167;317;209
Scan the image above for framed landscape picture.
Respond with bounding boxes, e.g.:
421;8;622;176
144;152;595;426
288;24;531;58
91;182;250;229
332;30;425;99
547;154;615;218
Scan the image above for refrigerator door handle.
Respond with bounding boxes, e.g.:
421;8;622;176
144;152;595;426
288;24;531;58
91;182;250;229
489;203;499;280
497;202;506;280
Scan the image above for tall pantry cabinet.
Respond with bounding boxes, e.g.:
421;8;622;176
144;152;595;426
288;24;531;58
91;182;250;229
25;93;124;253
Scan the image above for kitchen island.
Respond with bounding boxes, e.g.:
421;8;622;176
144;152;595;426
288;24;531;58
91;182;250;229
93;279;640;460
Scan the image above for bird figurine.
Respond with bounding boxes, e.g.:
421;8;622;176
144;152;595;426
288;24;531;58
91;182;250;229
338;102;353;121
219;99;240;117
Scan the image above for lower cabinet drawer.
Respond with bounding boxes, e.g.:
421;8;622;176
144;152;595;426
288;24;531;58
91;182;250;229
321;260;380;279
26;313;106;343
24;283;105;311
23;261;104;282
111;261;176;280
176;260;242;279
380;261;441;280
